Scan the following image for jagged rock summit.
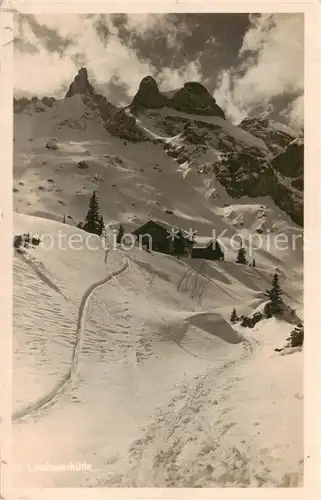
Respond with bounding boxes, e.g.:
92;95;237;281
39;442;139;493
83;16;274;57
65;67;95;98
131;76;167;109
132;76;226;118
65;67;117;123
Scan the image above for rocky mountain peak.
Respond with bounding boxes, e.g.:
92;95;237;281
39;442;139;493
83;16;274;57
170;81;225;118
131;76;225;119
65;67;94;98
132;75;166;109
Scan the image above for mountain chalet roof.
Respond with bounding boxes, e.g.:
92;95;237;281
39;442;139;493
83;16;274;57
133;219;191;240
133;219;218;247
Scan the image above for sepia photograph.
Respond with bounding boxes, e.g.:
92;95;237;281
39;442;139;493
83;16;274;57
2;3;316;494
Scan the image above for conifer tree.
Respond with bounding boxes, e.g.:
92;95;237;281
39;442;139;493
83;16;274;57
230;308;238;323
252;258;256;268
116;224;124;244
235;241;248;265
98;214;105;237
265;273;284;315
83;191;102;235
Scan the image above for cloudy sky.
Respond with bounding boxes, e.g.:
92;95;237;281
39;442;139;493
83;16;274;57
14;13;304;129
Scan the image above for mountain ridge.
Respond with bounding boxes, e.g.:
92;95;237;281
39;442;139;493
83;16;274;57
13;67;304;226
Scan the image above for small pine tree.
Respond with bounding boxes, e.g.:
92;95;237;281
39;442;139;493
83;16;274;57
230;308;238;323
265;273;284;315
116;224;125;244
252;258;256;268
83;191;101;235
235;242;248;265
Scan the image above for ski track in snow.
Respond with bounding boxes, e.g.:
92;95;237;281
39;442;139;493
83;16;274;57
12;256;129;422
17;251;68;300
102;334;260;487
177;260;243;307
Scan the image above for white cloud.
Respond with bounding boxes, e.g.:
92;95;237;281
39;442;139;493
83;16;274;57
158;61;203;91
14;14;198;101
124;14;189;49
280;95;304;129
214;70;246;123
214;14;304;127
14;17;78;97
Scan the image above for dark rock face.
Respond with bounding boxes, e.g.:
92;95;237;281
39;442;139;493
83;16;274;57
270;139;303;226
65;67;117;123
271;175;303;226
170;82;225;118
82;92;116;122
65;68;94;98
131;77;225;118
105;109;146;142
212;140;303;226
214;152;273;199
131;76;167;109
271;140;303;178
239;117;294;154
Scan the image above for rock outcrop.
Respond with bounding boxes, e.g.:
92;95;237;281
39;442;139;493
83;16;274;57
239;117;296;154
131;76;225;118
270;138;304;225
212;141;303;226
131;76;167;109
65;68;94;98
271;138;304;178
105;109;146;142
65;67;117;122
170;82;225;118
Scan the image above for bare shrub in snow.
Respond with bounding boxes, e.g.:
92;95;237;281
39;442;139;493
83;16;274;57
286;324;304;348
13;233;41;249
45;138;58;150
77;161;89;169
240;311;263;328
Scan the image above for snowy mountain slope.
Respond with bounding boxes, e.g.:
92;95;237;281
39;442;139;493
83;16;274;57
12;67;304;489
13;214;303;488
14;68;304;227
128;106;303;225
14;110;301;237
108;319;303;488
